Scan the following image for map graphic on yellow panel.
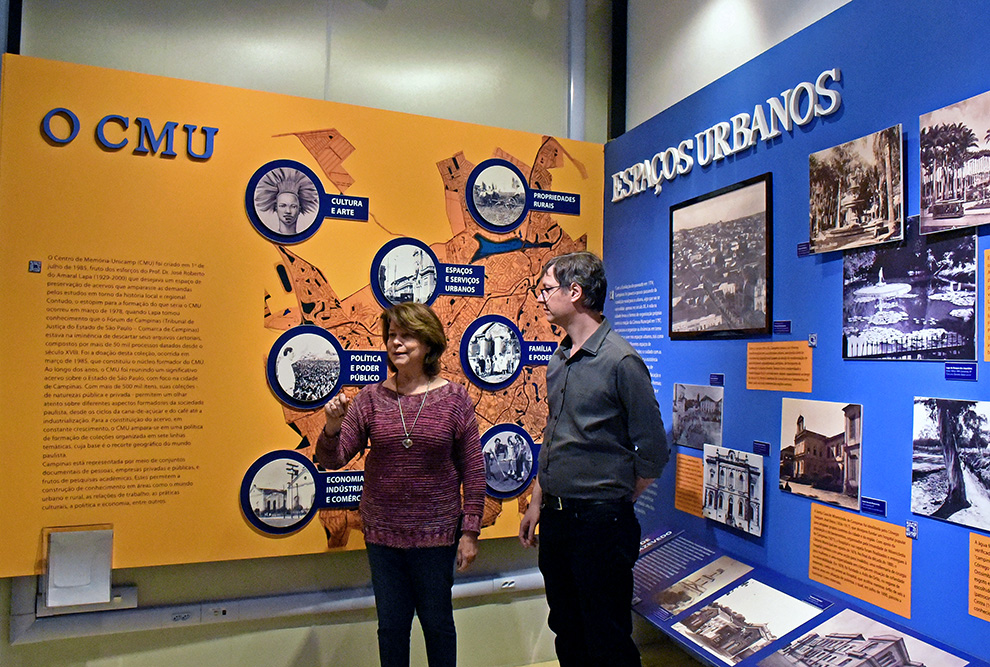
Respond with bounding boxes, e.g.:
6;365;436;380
263;131;587;548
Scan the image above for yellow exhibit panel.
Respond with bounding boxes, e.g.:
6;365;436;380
746;340;813;393
808;504;912;618
0;54;604;576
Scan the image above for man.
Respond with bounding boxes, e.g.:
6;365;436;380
519;251;668;667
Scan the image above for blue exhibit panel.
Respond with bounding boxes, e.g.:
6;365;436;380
606;0;990;658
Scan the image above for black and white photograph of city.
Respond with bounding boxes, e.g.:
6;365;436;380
809;124;903;254
843;216;976;361
248;458;316;530
470;163;526;228
673;383;724;449
757;608;970;667
657;555;753;616
703;445;764;537
672;579;823;665
379;244;438;304
274;332;341;403
670;175;770;338
920;87;990;235
912;397;990;533
779;398;862;511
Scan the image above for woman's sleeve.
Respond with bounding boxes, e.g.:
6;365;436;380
315;389;369;470
452;386;486;534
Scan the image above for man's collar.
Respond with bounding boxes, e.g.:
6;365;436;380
558;317;610;357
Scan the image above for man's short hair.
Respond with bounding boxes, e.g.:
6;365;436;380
542;251;607;312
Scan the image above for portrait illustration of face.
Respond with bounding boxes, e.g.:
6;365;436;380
276;192;301;230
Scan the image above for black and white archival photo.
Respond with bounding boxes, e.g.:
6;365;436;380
656;555;754;616
378;244;438;304
843;216;976;361
247;458;316;530
670;174;771;339
253;167;321;236
470;163;526;228
920;88;990;235
466;321;521;383
274;332;341;403
757;608;970;667
702;445;764;537
809;124;903;253
673;383;724;449
672;579;823;665
779;398;862;511
912;396;990;533
482;431;533;495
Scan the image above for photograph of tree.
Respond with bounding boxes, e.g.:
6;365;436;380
843;216;976;360
672;579;823;665
779;398;862;511
673;383;724;449
912;397;990;532
809;124;903;254
758;608;970;667
920;88;990;235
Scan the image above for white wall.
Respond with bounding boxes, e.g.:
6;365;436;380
626;0;852;129
18;0;613;142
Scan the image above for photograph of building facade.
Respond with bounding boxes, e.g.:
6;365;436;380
673;383;725;448
758;609;969;667
703;445;764;536
779;398;862;510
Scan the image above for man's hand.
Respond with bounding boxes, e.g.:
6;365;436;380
518;503;540;548
633;477;655;501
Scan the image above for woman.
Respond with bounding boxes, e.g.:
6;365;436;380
316;302;486;667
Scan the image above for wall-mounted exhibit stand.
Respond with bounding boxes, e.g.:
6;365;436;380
606;0;990;663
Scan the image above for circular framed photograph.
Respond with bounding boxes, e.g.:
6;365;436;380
245;159;325;244
370;237;440;308
459;315;524;390
267;325;344;409
481;424;537;499
465;159;530;233
240;450;318;535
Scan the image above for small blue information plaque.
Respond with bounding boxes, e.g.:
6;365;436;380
773;321;792;334
709;373;724;387
945;362;977;381
860;497;887;517
753;441;770;456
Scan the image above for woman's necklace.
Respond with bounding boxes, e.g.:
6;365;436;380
396;378;432;448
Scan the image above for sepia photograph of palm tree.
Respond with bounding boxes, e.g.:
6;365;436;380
809;125;903;254
920;89;990;234
912;396;990;532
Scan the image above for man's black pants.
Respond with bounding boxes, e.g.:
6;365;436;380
539;498;642;667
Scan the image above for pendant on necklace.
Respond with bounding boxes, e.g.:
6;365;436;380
402;438;413;449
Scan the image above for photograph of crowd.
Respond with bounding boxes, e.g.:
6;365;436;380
779;398;862;511
843;216;976;360
920;87;990;235
809;124;903;253
672;383;724;449
273;331;341;404
670;174;771;338
912;396;990;533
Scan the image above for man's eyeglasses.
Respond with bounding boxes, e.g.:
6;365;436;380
534;284;562;300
